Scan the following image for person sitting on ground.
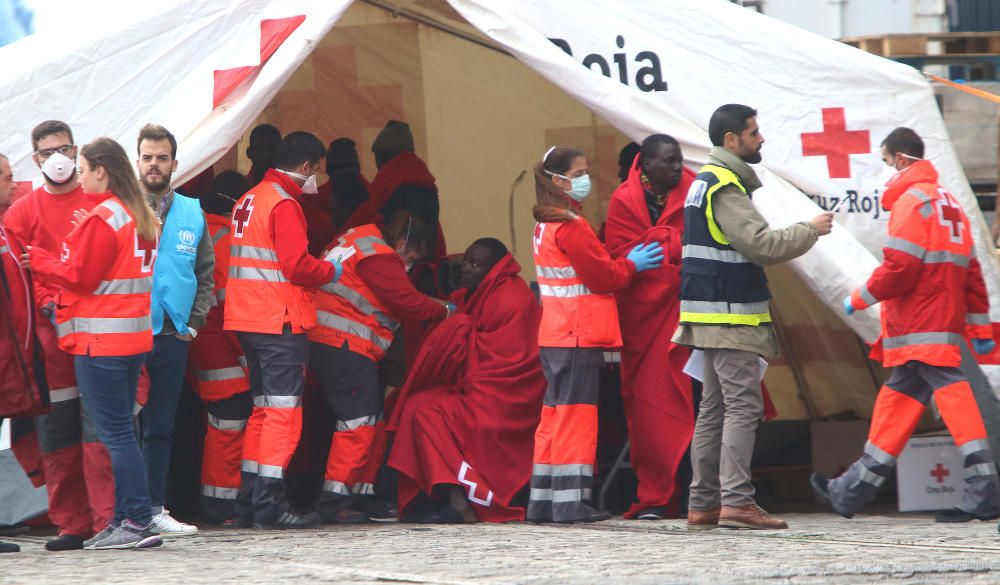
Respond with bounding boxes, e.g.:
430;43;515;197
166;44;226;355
388;238;547;524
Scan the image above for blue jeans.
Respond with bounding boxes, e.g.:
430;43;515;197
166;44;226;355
142;334;191;514
75;353;151;526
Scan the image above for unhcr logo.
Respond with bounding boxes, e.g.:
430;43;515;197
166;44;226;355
179;229;196;246
549;35;668;92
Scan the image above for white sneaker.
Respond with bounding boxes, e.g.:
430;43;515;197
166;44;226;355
150;510;199;538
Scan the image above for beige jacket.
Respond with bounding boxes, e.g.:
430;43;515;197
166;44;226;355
672;147;818;357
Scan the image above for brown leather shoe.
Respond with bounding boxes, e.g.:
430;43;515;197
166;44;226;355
718;504;788;530
687;506;721;530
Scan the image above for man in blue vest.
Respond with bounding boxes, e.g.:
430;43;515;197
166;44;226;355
137;124;215;537
673;104;833;530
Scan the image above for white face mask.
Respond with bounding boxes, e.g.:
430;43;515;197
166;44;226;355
42;152;76;184
301;173;318;195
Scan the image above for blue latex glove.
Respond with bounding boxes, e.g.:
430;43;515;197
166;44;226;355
329;260;343;283
842;296;855;316
972;338;996;356
627;242;664;273
41;302;58;327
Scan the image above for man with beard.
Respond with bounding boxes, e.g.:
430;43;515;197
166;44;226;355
4;121;115;551
674;104;833;530
605;134;696;520
136;124;214;537
388;238;546;523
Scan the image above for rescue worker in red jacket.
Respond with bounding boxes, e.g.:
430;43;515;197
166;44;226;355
526;146;664;523
26;137;162;550
225;132;340;529
189;171;253;524
4;121;114;551
812;127;1000;523
309;212;451;523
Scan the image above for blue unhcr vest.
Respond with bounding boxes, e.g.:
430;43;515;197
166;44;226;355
151;193;205;335
679;164;772;326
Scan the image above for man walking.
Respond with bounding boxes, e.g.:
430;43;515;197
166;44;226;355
674;104;832;530
137;124;214;537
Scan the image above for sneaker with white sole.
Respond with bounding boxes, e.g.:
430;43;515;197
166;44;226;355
86;519;162;550
150;510;199;538
83;524;116;548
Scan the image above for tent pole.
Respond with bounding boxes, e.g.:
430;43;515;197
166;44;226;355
769;303;820;420
361;0;511;56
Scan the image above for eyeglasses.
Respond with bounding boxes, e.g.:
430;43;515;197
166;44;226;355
35;144;75;159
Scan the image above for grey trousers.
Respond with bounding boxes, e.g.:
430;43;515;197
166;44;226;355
689;348;763;510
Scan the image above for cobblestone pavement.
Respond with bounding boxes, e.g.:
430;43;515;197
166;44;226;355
4;512;1000;584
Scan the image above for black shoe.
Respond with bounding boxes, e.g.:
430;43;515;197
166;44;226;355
45;534;85;551
221;515;254;528
0;541;19;553
633;506;668;520
935;507;1000;523
318;494;369;524
810;473;854;519
362;499;399;523
254;511;320;529
418;505;468;525
556;505;612;524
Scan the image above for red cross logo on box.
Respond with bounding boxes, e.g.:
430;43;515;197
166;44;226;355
800;107;871;179
233;195;255;239
930;463;950;484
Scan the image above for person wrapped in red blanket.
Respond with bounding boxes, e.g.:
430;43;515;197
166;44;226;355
604;135;695;520
388;239;545;523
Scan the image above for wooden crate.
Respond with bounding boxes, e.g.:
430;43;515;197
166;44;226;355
842;32;1000;58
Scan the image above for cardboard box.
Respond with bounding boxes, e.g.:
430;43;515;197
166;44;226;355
896;435;965;512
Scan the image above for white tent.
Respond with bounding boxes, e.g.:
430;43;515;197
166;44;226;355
1;0;997;419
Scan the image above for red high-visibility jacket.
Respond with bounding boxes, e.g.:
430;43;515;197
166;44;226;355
850;159;992;367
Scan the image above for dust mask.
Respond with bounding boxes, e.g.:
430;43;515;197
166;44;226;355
42;153;76;184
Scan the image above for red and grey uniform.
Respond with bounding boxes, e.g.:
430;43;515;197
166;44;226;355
4;186;114;538
187;213;252;522
829;159;1000;517
308;224;446;517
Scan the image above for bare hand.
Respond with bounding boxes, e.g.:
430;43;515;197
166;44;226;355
71;208;88;227
810;212;834;236
18;245;31;269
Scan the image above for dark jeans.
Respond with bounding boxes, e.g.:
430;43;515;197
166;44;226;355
75;353;151;526
143;334;191;513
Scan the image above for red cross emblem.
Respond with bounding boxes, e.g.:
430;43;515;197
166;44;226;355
937;190;965;243
233;195;255;239
930;463;950;484
800;107;871;179
134;233;157;273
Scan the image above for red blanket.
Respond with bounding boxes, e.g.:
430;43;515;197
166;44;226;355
604;156;695;517
388;254;545;521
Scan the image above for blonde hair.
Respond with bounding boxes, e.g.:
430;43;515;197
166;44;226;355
532;146;584;223
80;138;159;241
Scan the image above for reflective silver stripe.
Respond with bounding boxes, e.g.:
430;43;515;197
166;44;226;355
532;463;552;476
94;277;152;295
682;245;749;263
56;315;151;337
924;250;970;267
538;283;592;298
252;395;301;408
959;439;991;457
241;459;259;474
202;485;239;500
906;188;933;204
336;415;379;432
0;245;9;255
258;464;284;479
679;300;770;315
550;464;593;477
855;463;886;487
99;199;132;231
197;366;246;382
273;185;293;201
228;265;287;282
323;480;351;495
536;265;578;279
882;332;964;349
354;235;386;255
211;226;231;244
863;441;896;466
320;282;400;331
352;483;375;496
859;285;878;307
315;311;392;351
967;463;996;478
530;488;592;503
230;245;278;261
884;236;926;260
49;386;81;403
967;313;991;326
207;414;247;432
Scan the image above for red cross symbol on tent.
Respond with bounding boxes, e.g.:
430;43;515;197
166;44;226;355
212;16;307;109
233;195;255;238
134;233;157;273
930;463;950;484
800;107;871;179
